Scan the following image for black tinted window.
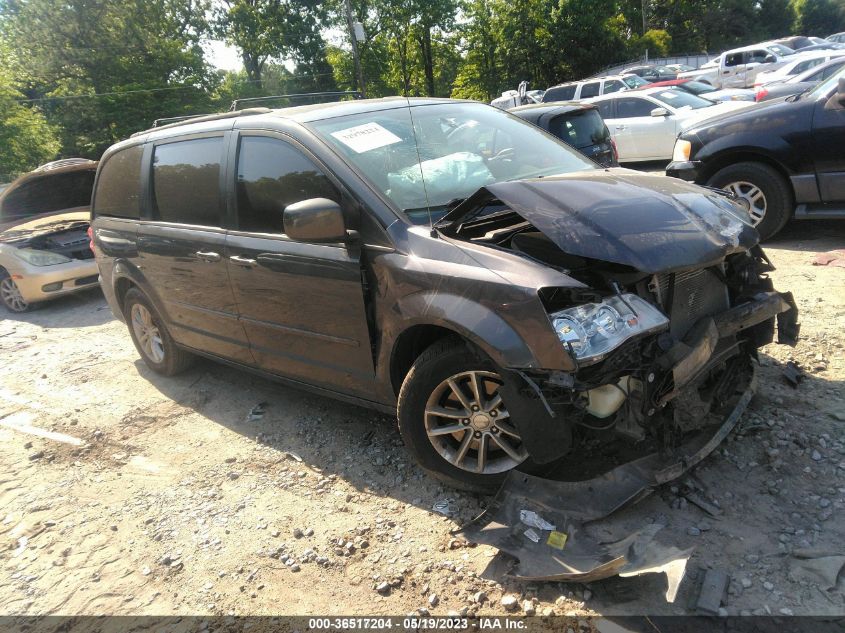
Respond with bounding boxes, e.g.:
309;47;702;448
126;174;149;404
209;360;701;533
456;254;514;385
236;137;339;234
595;100;614;118
543;85;576;101
0;170;96;221
579;82;600;98
152;137;222;226
94;145;143;219
725;52;744;67
616;98;655;118
550;110;609;149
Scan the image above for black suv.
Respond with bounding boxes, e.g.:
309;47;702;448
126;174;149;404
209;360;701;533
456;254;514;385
509;102;618;167
91;98;797;491
667;70;845;239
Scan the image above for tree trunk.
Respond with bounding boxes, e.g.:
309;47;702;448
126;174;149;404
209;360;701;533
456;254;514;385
422;26;435;96
243;52;263;87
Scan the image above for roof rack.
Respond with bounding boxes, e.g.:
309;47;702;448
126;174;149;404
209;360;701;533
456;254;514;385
34;158;97;172
131;108;272;138
229;91;362;111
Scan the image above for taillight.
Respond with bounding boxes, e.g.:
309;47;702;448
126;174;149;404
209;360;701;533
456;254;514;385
87;226;95;254
755;88;768;102
610;138;619;162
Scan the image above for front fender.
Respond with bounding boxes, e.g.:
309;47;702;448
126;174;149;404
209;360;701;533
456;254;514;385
394;291;574;372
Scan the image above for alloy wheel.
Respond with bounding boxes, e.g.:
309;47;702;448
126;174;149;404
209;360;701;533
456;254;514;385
0;277;28;312
130;303;165;364
424;370;528;475
723;180;767;225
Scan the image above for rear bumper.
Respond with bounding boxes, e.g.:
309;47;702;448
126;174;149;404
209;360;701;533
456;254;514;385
665;160;702;182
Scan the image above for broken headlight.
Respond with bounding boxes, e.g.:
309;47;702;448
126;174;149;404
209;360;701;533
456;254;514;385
552;294;668;365
14;248;72;266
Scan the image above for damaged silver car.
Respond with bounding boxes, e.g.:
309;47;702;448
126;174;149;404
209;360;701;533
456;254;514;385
91;98;798;492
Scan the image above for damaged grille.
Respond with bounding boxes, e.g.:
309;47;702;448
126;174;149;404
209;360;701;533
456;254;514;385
654;269;729;339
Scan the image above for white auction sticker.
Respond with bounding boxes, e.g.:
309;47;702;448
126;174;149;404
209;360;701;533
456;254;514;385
331;122;402;153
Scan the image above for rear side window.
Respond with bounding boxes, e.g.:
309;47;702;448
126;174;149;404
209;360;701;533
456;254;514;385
616;98;654;118
0;170;96;221
793;58;823;74
603;80;625;94
93;145;143;219
543;85;577;102
579;82;600;98
550;110;609;149
152;137;223;226
818;61;845;79
595;100;614;119
235;136;339;234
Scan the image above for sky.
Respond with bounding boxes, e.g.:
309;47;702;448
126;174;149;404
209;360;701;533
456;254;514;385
205;39;243;72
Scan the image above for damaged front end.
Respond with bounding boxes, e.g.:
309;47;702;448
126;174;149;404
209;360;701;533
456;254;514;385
438;173;798;466
439;173;798;589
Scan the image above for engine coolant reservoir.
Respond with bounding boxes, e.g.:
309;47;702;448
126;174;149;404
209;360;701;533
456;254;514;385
586;376;639;418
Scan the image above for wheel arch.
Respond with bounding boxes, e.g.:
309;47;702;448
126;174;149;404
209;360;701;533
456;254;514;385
697;150;792;188
389;324;468;397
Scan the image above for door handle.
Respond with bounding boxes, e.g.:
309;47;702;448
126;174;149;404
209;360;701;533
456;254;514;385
229;255;257;267
615;125;627;130
196;251;221;262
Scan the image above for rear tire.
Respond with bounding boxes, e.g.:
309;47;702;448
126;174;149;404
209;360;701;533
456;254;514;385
123;288;193;376
397;339;532;493
707;161;792;240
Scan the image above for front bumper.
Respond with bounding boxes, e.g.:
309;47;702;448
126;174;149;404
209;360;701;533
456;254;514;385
665;159;702;182
9;257;99;303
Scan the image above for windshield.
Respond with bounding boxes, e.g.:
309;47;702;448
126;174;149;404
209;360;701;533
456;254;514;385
650;88;714;110
768;44;795;56
622;75;649;88
310;102;595;224
682;81;717;95
806;66;845;99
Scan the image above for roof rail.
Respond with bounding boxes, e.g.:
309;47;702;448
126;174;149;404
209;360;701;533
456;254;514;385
229;91;362;111
131;108;273;138
35;158;97;172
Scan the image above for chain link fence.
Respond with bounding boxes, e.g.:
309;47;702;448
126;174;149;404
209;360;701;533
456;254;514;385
589;52;714;78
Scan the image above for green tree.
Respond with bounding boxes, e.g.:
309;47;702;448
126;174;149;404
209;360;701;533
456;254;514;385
2;0;216;158
0;45;60;177
792;0;845;36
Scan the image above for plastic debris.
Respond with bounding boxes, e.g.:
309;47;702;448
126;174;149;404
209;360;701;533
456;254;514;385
246;402;268;422
782;361;805;388
432;498;454;516
523;528;540;543
519;509;556;531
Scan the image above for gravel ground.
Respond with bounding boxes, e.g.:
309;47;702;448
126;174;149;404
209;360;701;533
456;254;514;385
0;219;843;618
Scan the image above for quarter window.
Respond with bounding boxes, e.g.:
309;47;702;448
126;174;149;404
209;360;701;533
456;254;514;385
235;136;339;234
93;145;143;219
152;137;223;226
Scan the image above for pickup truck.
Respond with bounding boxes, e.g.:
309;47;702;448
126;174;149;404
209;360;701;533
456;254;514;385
679;43;798;89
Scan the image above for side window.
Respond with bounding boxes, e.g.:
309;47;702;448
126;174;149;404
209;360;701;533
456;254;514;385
603;80;625;94
595;100;614;119
747;50;769;64
616;98;655;118
544;85;576;101
725;52;744;67
820;62;844;80
152;137;223;226
235;136;339;234
93;145;143;219
580;82;601;98
793;58;823;74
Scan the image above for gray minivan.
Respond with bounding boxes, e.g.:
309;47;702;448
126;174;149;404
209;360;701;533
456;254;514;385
90;98;797;491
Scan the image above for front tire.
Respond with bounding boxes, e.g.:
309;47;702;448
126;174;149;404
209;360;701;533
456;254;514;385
707;161;792;240
123;288;193;376
0;273;30;312
397;339;530;493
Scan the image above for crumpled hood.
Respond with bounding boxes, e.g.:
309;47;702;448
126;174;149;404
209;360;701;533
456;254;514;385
442;170;759;274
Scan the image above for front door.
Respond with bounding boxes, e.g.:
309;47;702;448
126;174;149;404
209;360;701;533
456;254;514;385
225;133;376;397
813;87;845;202
611;97;673;160
721;51;746;88
138;134;253;363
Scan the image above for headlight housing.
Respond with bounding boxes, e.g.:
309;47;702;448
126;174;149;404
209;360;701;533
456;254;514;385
672;139;692;162
552;294;668;365
14;248;72;266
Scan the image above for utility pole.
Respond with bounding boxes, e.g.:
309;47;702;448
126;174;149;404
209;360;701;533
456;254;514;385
343;0;366;98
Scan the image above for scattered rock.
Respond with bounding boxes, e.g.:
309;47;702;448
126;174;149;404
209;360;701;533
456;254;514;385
501;595;519;611
522;600;535;615
376;581;390;595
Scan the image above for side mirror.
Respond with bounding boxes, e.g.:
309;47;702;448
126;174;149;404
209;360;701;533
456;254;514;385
764;54;776;63
650;107;670;117
283;198;347;243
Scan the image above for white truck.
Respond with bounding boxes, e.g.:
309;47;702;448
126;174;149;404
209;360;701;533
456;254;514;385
678;43;799;89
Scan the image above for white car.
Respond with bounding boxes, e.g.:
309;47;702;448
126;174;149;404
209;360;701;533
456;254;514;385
678;43;798;89
542;74;649;102
753;51;845;87
586;87;752;162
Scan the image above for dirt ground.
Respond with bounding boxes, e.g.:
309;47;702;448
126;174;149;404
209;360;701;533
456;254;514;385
1;219;844;619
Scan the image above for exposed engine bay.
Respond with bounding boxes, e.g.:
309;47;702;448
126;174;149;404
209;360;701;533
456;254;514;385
0;214;93;261
438;177;799;466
